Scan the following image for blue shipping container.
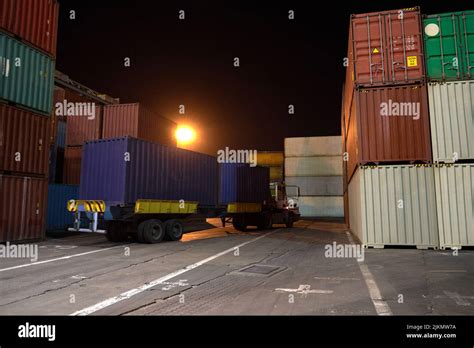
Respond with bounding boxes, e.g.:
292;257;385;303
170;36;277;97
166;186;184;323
47;184;79;231
80;137;218;206
56;119;67;149
219;164;270;204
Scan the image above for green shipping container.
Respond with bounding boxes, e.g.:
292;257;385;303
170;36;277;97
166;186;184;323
0;33;54;115
424;11;474;81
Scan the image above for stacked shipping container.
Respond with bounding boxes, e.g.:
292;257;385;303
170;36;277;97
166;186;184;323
423;10;474;249
344;7;439;248
284;136;343;218
0;0;59;242
256;151;284;182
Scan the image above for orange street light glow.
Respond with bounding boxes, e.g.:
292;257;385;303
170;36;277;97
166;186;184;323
176;125;196;145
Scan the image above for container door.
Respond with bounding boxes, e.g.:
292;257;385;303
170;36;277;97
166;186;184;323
424;15;462;80
385;9;424;83
459;11;474;79
352;13;388;86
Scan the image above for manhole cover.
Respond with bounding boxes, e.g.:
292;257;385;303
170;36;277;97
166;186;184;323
234;264;284;277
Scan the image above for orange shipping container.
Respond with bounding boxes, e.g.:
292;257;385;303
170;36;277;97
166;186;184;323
0;105;50;176
103;103;177;146
63;146;82;185
66;106;102;146
0;175;47;242
0;0;59;58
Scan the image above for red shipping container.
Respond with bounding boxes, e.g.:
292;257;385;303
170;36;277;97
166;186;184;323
350;7;425;88
0;105;50;176
0;0;59;58
0;174;47;242
66;106;102;146
63;146;82;185
103;103;177;146
346;84;432;182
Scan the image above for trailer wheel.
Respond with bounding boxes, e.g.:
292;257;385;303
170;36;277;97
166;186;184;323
137;221;147;243
142;219;165;244
164;219;184;241
285;213;294;228
232;216;247;232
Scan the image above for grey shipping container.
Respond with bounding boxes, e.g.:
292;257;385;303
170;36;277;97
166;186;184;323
428;81;474;163
80;137;218;207
435;164;474;249
285;176;343;196
348;165;438;249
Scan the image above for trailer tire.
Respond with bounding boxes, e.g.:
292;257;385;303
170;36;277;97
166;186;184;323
285;213;294;228
142;219;165;243
137;221;147;243
232;216;247;232
164;219;184;241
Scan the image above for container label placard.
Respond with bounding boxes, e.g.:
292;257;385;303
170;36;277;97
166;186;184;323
407;56;417;67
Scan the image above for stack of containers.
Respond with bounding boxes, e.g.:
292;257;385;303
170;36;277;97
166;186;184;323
423;10;474;249
284;136;343;218
0;0;59;242
256;151;284;182
343;7;439;249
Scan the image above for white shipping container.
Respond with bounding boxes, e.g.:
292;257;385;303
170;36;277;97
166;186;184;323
297;196;343;218
348;165;438;249
285;176;343;196
435;164;474;249
285;156;342;177
428;81;474;163
284;136;342;157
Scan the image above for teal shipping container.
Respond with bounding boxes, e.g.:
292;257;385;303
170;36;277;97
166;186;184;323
47;184;79;231
424;10;474;81
0;33;55;115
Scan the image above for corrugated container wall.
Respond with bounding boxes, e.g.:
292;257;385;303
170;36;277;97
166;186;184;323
284;136;341;157
423;10;474;81
285;156;343;177
63;146;82;185
80;137;217;206
0;33;54;115
345;84;432;181
47;184;79;231
0;0;59;57
350;7;425;87
428;81;474;163
285;176;343;196
0;104;50;175
435;164;474;249
66;106;102;146
219;164;270;205
103;104;177;147
0;175;47;242
348;165;439;248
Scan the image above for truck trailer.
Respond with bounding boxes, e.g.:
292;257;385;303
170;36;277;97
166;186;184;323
67;137;300;243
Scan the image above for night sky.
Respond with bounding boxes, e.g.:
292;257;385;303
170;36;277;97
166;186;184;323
56;0;471;155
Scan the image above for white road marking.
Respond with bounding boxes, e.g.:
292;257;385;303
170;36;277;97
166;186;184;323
275;284;333;296
0;246;123;273
346;231;392;316
71;230;276;316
